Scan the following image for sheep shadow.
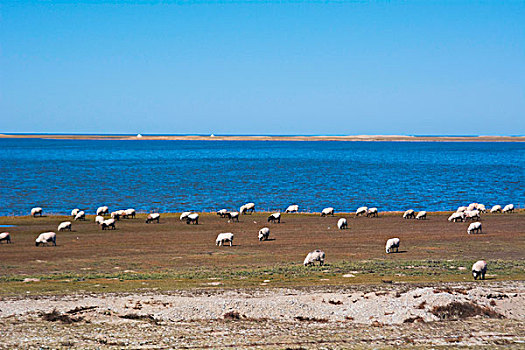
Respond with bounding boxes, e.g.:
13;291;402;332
263;238;277;241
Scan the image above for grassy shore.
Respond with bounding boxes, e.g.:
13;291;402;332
0;211;523;296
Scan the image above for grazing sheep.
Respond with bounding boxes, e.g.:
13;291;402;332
416;211;427;220
403;209;416;219
503;204;514;213
456;206;467;213
477;204;486;213
96;206;109;216
268;212;281;223
124;208;136;219
467;203;478;211
356;207;368;216
285;205;299;213
448;212;465;222
216;232;234;246
145;213;160;224
186;213;199;225
31;207;43;217
464;210;481;221
74;211;86;221
472;260;487;280
57;221;72;231
258;227;270;241
303;250;325;266
385;238;400;254
467;222;482;234
227;211;239;222
71;208;80;217
321;207;334;217
0;232;11;244
337;218;348;230
240;202;255;215
95;215;105;224
35;232;56;246
490;205;502;213
101;218;116;230
180;212;191;221
217;209;228;217
111;211;121;221
366;207;379;217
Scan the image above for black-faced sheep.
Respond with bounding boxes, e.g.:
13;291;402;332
303;250;325;266
472;260;487;280
35;232;56;246
31;207;43;217
145;213;160;224
216;232;234;246
0;232;11;244
268;212;281;223
258;227;270;241
385;238;400;253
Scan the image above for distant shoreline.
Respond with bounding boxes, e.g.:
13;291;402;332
1;134;524;142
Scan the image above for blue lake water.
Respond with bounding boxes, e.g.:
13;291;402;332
0;139;523;216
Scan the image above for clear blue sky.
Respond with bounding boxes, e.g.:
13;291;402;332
1;1;524;135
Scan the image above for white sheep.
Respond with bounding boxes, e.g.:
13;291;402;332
71;208;80;217
467;203;478;211
180;211;191;221
146;213;160;224
31;207;43;217
456;206;467;213
416;211;427;220
337;218;348;230
303;250;325;266
58;221;72;231
490;205;502;213
476;204;486;213
472;260;487;280
268;212;281;223
355;206;368;216
96;206;109;216
125;208;136;218
321;207;334;217
35;232;56;246
366;207;378;217
186;213;199;225
240;202;255;214
502;204;514;214
285;205;299;213
111;211;121;220
227;211;239;222
403;209;415;219
0;232;11;244
217;209;228;217
467;222;482;234
95;215;105;225
464;210;480;221
74;211;86;221
216;232;234;246
385;238;400;254
258;227;270;241
448;212;465;222
101;218;116;230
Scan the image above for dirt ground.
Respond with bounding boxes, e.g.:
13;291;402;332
1;211;523;278
0;210;524;348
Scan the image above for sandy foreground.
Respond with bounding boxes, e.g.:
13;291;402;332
1;281;524;349
1;133;524;142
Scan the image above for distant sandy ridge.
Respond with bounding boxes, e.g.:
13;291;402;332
0;134;524;142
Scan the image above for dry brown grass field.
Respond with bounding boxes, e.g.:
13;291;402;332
0;210;523;294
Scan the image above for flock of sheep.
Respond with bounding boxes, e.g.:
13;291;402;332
1;201;517;280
